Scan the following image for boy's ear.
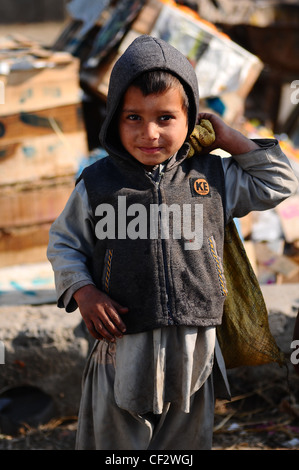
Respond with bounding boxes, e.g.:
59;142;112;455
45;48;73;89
187;120;215;158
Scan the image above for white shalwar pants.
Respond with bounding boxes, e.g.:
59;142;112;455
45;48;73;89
75;339;215;450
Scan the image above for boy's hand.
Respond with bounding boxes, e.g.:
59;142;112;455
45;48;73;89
74;284;128;342
196;112;259;155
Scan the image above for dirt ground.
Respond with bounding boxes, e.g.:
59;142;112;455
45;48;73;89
0;402;297;451
0;365;298;451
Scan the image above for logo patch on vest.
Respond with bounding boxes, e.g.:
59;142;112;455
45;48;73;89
189;178;210;197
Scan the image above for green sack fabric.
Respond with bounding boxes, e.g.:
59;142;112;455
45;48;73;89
217;220;285;369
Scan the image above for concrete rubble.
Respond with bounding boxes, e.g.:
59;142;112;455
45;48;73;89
0;304;89;415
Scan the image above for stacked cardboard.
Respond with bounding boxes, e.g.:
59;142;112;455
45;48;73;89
0;35;88;266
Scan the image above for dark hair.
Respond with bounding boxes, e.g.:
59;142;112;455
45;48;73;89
131;70;189;116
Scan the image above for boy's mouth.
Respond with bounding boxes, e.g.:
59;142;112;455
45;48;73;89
139;147;162;154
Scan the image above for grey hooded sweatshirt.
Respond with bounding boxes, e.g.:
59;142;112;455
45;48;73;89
99;35;199;145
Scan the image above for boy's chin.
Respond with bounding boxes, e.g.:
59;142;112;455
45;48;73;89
132;154;171;169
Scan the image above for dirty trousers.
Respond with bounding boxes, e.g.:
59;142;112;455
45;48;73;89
75;339;215;450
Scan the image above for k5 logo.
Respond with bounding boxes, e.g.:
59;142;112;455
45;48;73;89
190;178;210;197
291;80;299;105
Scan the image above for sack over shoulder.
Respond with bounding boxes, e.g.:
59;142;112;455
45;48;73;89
217;220;285;369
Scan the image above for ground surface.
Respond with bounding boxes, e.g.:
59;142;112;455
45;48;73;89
1;367;298;451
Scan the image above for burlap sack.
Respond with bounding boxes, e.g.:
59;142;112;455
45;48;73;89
217;221;285;369
187;124;284;369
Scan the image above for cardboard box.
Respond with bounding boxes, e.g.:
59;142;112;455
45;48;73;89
0;35;89;265
0;54;81;116
0;177;76;230
0;35;88;186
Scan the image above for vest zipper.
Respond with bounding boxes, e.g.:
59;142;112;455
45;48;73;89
155;169;175;325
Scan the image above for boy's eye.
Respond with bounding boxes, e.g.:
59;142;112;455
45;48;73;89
160;115;174;122
127;114;140;121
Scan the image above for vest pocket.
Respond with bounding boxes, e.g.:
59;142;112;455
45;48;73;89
101;248;113;293
208;236;227;296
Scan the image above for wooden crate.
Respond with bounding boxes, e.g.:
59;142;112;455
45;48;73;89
0;176;76;230
0;176;76;266
0;103;85;142
0;130;88;185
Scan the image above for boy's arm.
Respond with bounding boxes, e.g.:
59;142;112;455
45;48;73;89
198;113;298;222
198;112;260;155
47;180;128;341
47;179;96;310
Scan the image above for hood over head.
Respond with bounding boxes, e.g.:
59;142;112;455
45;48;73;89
99;35;199;156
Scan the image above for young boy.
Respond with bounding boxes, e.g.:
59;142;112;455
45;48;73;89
47;35;298;450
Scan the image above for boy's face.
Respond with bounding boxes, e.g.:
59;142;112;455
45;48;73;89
118;85;188;169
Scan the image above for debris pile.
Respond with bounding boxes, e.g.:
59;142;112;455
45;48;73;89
237;121;299;287
0;35;88;267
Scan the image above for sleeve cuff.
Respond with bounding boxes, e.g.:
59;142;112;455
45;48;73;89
58;280;95;312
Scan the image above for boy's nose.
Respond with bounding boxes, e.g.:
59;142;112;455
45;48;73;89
142;122;159;139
